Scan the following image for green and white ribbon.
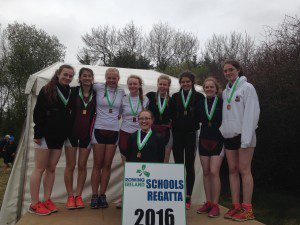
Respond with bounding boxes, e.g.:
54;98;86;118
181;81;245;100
79;88;93;109
137;129;153;151
158;93;167;115
105;87;117;108
204;96;218;121
129;95;141;116
181;89;192;110
56;86;71;106
227;77;240;104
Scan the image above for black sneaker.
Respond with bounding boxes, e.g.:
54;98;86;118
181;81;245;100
90;195;99;209
98;194;109;208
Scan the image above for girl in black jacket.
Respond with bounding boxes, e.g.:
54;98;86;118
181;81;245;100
170;71;204;210
29;64;74;216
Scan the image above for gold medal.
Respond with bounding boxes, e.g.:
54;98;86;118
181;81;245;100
82;109;87;115
208;121;211;127
227;104;231;110
133;117;136;122
184;110;187;116
137;152;142;158
109;108;113;113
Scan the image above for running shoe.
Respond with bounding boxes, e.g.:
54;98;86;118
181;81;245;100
75;196;85;209
98;194;109;208
116;200;122;209
208;204;220;218
185;196;191;210
224;203;241;219
28;202;51;216
90;195;99;209
231;207;255;222
196;202;212;214
66;196;77;209
43;199;58;213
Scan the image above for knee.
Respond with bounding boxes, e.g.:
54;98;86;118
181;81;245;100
66;163;76;172
102;162;112;171
210;168;220;178
202;169;210;177
46;165;56;174
78;163;87;173
228;166;239;175
239;166;251;177
34;167;46;175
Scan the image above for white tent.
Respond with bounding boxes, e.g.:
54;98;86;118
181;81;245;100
0;62;205;225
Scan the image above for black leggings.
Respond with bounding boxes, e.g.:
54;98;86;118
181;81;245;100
172;130;196;196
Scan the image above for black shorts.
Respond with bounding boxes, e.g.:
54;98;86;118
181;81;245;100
94;129;119;145
34;137;65;150
67;136;91;149
224;134;241;150
198;138;224;156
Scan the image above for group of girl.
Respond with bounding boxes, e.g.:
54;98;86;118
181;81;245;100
29;59;259;222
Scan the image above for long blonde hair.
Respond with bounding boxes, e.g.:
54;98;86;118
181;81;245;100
156;74;171;105
127;75;145;109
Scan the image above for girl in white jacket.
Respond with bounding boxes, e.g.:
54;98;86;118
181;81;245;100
219;60;260;222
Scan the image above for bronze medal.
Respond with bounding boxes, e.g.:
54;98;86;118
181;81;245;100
137;152;142;158
82;109;87;115
133;117;136;122
208;121;211;127
184;110;187;116
159;115;162;120
227;104;231;110
109;108;113;113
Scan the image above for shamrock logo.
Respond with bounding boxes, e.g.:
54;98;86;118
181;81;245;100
136;164;150;177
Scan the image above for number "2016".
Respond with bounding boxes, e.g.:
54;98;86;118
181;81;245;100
134;208;175;225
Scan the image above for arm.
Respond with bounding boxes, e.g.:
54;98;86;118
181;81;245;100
33;88;48;140
241;85;260;148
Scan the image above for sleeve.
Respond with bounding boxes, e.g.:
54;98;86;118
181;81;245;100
156;135;165;162
124;133;135;160
93;83;102;92
241;85;260;148
169;93;177;121
143;96;149;109
33;87;48;139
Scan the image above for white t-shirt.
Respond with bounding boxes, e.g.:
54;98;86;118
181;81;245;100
94;83;125;131
120;94;149;133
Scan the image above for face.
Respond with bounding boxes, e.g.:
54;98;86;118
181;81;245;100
127;78;140;94
180;77;192;91
138;111;153;131
106;71;119;88
223;64;239;82
58;68;74;86
204;80;217;98
79;70;94;87
157;79;170;95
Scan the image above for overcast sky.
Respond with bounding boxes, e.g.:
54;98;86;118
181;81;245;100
1;0;299;63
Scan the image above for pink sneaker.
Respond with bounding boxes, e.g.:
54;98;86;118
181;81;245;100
43;199;58;213
208;204;220;218
224;203;241;219
196;202;212;214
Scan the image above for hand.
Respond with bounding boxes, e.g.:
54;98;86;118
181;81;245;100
34;139;41;145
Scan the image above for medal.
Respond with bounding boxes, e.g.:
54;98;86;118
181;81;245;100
129;95;141;121
133;117;136;122
79;87;93;115
226;77;240;110
137;129;153;158
181;89;192;117
56;86;71;107
158;93;167;118
204;96;218;126
105;86;117;112
137;152;142;158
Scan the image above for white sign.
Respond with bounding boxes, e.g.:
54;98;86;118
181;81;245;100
122;162;186;225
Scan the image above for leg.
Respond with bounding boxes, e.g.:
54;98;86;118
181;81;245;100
172;131;185;164
185;132;196;197
100;144;117;195
64;146;77;197
76;148;91;196
200;156;211;202
43;149;62;201
30;149;50;205
91;144;105;195
209;156;223;204
164;147;172;163
238;147;254;204
225;149;240;204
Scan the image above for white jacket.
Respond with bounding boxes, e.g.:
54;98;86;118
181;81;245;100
219;76;260;148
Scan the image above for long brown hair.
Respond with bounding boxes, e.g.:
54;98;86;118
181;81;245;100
222;59;244;76
127;75;145;109
155;75;171;106
44;64;74;102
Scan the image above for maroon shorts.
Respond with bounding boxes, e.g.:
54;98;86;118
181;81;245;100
118;130;131;156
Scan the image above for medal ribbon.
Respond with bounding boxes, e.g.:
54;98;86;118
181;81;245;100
137;129;153;152
181;89;192;110
56;86;71;106
79;88;93;109
105;87;117;108
227;77;240;104
129;95;141;116
204;96;218;121
158;93;167;115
